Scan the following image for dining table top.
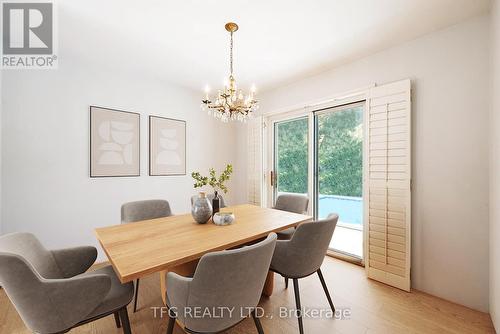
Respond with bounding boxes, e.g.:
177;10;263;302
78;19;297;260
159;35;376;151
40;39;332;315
95;204;312;283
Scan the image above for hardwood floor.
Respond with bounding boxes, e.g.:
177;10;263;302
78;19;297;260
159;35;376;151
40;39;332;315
0;257;494;334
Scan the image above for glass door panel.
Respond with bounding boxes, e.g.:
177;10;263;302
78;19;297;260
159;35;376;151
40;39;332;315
273;117;309;204
315;103;364;258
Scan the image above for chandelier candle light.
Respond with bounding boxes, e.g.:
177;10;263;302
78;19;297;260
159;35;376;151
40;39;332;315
201;22;258;122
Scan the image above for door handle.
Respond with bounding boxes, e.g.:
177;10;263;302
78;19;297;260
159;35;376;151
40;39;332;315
270;171;274;187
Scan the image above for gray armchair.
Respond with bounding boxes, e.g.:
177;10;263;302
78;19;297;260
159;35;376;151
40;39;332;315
270;214;338;334
273;194;309;240
121;199;172;312
0;232;134;334
191;193;226;208
166;233;277;334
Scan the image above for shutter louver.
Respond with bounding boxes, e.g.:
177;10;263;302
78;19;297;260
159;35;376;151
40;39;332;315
365;79;411;291
247;116;263;206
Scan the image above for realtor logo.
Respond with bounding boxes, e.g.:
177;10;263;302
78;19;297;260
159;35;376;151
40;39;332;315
1;1;57;68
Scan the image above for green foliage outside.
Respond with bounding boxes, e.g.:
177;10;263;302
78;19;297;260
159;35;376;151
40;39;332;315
317;107;363;197
276;107;363;197
275;118;309;194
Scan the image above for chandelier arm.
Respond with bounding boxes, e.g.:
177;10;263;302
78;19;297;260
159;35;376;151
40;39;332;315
224;98;233;113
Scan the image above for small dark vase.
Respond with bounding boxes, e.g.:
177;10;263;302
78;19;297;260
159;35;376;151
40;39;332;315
212;191;220;215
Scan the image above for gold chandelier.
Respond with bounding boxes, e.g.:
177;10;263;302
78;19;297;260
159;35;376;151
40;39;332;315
201;22;258;123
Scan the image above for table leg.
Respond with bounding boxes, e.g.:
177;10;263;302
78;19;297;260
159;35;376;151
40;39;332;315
160;260;199;305
262;271;274;297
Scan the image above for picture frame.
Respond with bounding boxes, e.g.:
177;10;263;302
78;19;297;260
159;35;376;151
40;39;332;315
90;106;140;177
149;115;186;176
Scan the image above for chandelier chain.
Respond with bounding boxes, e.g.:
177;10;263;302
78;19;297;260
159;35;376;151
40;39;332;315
230;31;234;76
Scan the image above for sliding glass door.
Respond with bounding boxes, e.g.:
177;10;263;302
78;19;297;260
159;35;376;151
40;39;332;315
315;103;364;259
268;101;364;261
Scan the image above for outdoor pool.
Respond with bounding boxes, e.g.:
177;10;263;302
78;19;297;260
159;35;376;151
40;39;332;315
318;195;363;227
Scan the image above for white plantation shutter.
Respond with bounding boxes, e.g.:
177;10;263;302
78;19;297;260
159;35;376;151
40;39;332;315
247;116;263;206
365;79;411;291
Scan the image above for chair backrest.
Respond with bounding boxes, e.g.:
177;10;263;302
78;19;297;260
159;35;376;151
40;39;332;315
0;233;111;333
278;214;338;278
274;194;309;214
185;233;277;333
121;199;172;223
190;193;226;208
0;232;62;279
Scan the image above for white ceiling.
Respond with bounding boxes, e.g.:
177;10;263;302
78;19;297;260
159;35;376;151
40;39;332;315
60;0;491;93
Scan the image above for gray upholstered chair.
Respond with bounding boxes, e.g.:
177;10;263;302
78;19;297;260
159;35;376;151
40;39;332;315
0;232;134;334
270;214;338;334
273;194;309;240
166;233;277;334
121;199;172;312
191;193;227;208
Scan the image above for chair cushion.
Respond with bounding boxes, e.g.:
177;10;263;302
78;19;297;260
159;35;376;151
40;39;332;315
277;227;295;240
81;265;134;319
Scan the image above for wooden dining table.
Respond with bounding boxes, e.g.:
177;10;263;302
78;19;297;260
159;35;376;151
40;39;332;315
95;204;312;304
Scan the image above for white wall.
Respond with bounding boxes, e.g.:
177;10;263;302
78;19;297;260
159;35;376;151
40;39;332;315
490;0;500;329
1;59;238;260
0;69;2;235
235;16;491;311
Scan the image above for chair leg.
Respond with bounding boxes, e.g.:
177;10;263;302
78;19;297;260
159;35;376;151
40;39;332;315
166;310;175;334
118;307;132;334
252;310;264;334
114;311;121;328
292;279;304;334
133;279;140;313
317;269;335;312
285;277;289;289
